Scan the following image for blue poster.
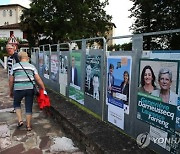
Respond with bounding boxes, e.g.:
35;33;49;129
176;97;180;132
107;56;132;114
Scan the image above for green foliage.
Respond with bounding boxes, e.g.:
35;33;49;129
20;0;112;46
0;39;8;60
0;39;8;48
0;52;8;60
108;42;132;51
129;0;180;50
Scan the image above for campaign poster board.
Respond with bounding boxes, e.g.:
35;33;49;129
106;56;132;114
31;49;36;64
84;55;101;100
50;53;58;82
44;51;50;79
38;52;44;76
149;51;180;132
137;59;179;133
176;98;180;132
59;55;68;96
69;52;84;105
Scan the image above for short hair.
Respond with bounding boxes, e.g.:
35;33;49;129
6;44;14;48
93;74;99;82
158;68;172;81
109;63;114;69
93;74;99;86
18;51;29;60
141;65;156;87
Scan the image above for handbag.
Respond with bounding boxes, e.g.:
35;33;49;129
18;62;39;96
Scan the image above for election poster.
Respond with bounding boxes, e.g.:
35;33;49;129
38;52;43;76
69;52;84;105
50;53;58;82
31;49;36;64
44;51;50;79
107;56;132;114
59;55;68;96
84;55;101;100
137;59;179;133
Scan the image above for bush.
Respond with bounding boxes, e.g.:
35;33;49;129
0;50;8;60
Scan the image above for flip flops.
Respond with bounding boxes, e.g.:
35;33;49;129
17;121;32;131
26;126;32;131
10;109;16;113
17;121;24;128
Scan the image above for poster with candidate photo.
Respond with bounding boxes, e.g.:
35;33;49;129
31;49;36;64
85;55;101;100
107;56;132;114
69;52;84;105
44;51;50;79
38;52;44;76
50;53;58;82
137;59;179;133
59;55;68;96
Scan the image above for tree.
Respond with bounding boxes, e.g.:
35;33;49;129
20;0;112;46
0;39;8;60
129;0;180;50
108;42;132;51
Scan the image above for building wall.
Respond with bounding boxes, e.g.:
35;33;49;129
0;5;24;26
0;29;23;39
106;26;115;46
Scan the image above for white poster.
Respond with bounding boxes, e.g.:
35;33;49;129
150;126;168;149
59;55;68;96
108;103;124;130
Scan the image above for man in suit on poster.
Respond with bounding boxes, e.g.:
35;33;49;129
85;64;93;94
107;63;115;95
93;74;100;100
70;56;78;86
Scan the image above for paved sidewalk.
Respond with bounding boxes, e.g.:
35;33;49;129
0;66;83;154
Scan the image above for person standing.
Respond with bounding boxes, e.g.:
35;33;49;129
9;51;45;131
6;44;20;113
6;44;19;76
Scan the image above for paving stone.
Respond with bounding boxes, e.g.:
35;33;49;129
0;143;25;154
22;148;42;154
39;136;51;149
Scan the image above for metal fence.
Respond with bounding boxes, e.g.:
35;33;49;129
31;29;180;154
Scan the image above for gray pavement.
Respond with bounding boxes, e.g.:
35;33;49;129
0;66;83;154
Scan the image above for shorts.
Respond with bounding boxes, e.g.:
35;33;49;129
13;89;34;114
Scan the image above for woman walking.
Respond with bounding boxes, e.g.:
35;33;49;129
9;51;45;131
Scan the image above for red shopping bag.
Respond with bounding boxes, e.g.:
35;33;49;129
37;89;51;109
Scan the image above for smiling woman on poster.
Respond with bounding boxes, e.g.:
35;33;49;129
138;65;157;94
151;68;178;106
119;71;129;105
